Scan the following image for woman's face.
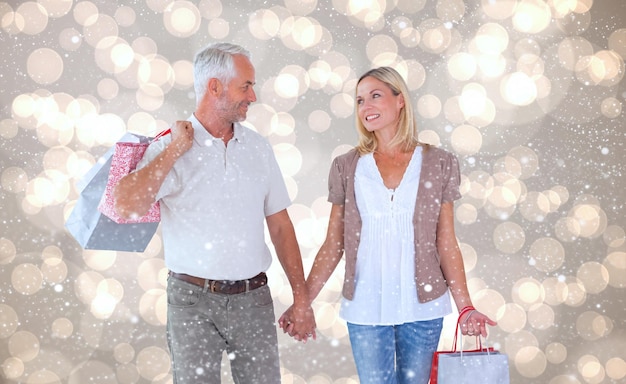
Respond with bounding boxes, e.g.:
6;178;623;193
355;76;405;134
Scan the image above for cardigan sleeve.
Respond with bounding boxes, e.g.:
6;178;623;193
327;154;348;205
441;150;462;203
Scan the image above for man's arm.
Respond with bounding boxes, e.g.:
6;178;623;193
266;209;316;342
278;203;344;339
114;121;194;219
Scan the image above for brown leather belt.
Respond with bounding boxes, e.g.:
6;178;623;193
169;271;267;294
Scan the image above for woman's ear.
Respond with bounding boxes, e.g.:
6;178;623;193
398;93;405;108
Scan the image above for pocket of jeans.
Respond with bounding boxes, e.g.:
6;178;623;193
167;278;200;307
251;285;273;308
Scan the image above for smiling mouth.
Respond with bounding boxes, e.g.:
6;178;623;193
365;114;380;121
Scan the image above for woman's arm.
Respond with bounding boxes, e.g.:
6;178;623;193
306;203;346;302
437;202;497;337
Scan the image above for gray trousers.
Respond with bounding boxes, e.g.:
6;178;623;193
166;276;281;383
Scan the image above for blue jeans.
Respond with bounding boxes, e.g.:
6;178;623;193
166;276;280;384
347;318;443;384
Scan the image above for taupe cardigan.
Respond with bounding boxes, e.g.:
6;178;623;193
327;145;462;303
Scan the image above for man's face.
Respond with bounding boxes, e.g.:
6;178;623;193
216;54;257;123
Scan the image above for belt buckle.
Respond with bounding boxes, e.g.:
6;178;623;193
209;280;218;293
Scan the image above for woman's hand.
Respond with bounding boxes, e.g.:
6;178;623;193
460;309;497;338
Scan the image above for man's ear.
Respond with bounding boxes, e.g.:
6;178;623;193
208;78;222;96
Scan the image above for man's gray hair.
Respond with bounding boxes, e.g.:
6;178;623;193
193;42;251;103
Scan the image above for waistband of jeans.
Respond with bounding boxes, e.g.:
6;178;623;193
168;271;267;294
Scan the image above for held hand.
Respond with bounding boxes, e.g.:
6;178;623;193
460;310;497;338
170;120;194;156
278;304;317;343
278;306;294;333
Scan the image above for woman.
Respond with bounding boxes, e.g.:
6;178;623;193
280;67;496;383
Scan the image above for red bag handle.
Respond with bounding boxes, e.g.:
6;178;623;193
451;308;494;354
151;128;171;142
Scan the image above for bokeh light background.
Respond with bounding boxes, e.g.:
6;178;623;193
1;0;625;383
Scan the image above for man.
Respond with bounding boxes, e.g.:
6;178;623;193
114;42;316;383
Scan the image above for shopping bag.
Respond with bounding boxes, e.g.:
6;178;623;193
98;129;169;223
430;313;510;384
64;132;161;252
431;348;510;384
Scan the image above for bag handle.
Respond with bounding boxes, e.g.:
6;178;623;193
451;307;477;352
151;128;171;142
452;308;494;355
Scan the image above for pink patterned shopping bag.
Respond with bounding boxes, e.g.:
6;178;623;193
97;129;170;224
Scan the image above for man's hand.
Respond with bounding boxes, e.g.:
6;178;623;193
170;120;194;156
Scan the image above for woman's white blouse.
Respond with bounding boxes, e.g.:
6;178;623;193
340;148;452;325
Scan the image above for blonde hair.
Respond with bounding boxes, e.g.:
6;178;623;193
354;67;424;155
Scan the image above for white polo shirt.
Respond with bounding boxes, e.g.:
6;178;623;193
137;114;291;280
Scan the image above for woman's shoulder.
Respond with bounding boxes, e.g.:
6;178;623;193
332;147;359;164
328;148;360;179
421;143;458;161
